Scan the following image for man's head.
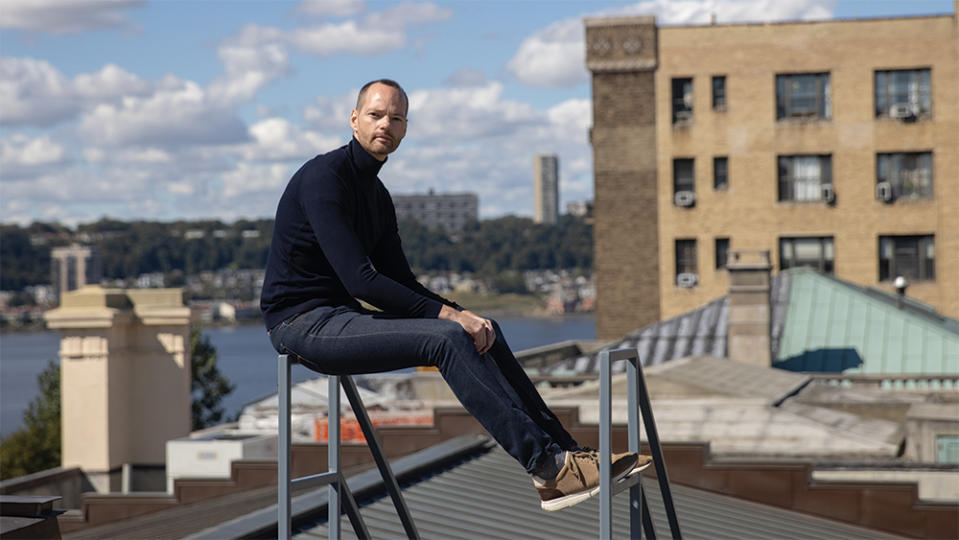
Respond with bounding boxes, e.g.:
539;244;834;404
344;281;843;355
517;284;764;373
351;79;408;161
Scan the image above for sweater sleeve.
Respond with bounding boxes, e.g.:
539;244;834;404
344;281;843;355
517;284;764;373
299;170;444;318
371;222;464;313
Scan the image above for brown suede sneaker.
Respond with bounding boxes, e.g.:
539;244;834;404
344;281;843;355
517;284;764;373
534;450;643;512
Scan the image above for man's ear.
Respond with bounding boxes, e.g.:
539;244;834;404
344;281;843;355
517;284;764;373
349;109;358;131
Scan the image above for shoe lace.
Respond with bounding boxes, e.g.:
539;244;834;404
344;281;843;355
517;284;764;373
567;450;599;484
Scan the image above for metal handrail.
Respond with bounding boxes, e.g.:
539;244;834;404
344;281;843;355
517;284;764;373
277;354;419;540
599;348;681;539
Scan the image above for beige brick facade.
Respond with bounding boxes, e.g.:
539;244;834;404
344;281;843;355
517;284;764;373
588;10;958;339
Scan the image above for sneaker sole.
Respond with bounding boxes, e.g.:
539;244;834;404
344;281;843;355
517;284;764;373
540;456;643;512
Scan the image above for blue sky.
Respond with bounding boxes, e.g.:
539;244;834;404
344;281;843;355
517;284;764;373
1;0;953;225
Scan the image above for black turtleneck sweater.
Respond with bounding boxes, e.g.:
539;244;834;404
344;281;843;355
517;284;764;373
260;137;457;331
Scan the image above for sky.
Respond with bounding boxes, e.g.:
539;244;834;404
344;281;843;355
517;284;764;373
0;0;954;226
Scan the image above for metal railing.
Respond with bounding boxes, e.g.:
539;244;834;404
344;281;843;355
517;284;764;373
599;348;681;539
277;354;419;540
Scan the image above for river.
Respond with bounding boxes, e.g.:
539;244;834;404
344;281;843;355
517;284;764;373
0;315;594;438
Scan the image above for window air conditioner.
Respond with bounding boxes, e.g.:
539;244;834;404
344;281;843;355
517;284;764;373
876;181;894;202
674;190;696;207
820;183;836;204
888;102;918;120
676;272;698;288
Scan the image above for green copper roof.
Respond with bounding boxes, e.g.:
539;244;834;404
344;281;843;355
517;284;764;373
774;267;959;376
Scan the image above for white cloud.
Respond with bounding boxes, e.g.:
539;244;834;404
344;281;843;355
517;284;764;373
288;21;405;56
297;0;366;17
406;83;542;141
78;79;249;147
0;0;144;35
0;134;68;179
221;162;292;198
241;117;341;162
208;41;290;104
507;18;587;88
304;92;357;132
507;0;835;88
0;57;78;126
0;58;152;127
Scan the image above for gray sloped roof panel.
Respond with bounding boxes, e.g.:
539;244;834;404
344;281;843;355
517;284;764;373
298;443;902;540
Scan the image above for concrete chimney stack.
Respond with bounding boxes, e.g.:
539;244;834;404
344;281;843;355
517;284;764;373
726;250;772;366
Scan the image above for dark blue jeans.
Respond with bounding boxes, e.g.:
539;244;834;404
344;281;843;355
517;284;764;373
268;305;577;473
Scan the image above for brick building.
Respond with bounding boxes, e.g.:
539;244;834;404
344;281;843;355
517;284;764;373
586;7;958;339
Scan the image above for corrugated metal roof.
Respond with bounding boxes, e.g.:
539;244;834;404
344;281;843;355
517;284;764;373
546;271;791;375
295;440;903;540
776;268;959;375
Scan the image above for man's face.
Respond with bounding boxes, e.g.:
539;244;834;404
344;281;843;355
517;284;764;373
350;83;408;161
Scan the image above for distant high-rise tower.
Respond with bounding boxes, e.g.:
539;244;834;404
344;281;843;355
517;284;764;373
51;243;102;302
534;154;559;224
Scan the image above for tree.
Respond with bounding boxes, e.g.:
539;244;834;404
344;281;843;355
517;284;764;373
190;328;235;430
0;360;61;480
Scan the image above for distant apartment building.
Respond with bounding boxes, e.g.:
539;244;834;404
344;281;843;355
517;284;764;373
534;154;559;224
586;7;958;339
392;189;478;232
51;243;102;302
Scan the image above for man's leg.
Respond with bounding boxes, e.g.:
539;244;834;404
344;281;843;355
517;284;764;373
484;319;577;451
269;306;563;473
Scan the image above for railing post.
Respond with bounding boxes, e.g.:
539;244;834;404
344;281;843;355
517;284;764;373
599;348;681;540
278;354;292;540
599;349;613;539
328;375;341;540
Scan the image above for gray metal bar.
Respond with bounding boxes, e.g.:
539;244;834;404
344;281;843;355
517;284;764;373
278;354;292;540
338;476;371;540
627;357;644;539
341;375;420;540
291;471;338;490
599;349;613;539
634;357;682;539
328;375;341;540
641;483;657;540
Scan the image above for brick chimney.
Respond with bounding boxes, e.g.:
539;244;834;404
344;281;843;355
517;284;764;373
726;250;772;366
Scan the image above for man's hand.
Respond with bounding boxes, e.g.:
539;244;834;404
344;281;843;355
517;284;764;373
439;305;495;355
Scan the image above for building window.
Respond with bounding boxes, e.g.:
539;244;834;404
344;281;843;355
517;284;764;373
712;75;726;111
776;73;830;120
876;152;933;201
875;68;931;120
672;77;693;124
778;155;831;202
780;236;834;274
675;239;697;286
713;157;728;190
715;238;729;270
673;158;695;206
879;235;934;282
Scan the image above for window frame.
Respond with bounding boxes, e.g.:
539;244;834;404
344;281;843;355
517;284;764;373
672;77;693;124
879;235;935;282
712;75;726;111
777;154;832;202
779;236;835;274
874;68;931;119
673;158;695;194
776;72;831;120
876;151;934;201
715;237;730;270
675;238;698;283
713;156;728;191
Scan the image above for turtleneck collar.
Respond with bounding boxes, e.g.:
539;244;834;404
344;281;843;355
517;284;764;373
349;136;387;177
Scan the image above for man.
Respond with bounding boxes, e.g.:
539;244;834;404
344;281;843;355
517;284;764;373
261;79;650;511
